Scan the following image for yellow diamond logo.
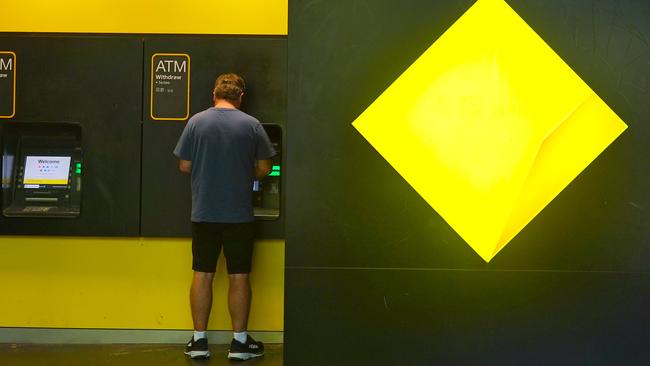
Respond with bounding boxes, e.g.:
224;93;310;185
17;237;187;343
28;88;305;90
352;0;627;262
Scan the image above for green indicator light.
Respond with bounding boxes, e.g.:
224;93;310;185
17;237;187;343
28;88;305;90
76;163;81;168
75;169;81;174
272;165;280;171
268;171;280;177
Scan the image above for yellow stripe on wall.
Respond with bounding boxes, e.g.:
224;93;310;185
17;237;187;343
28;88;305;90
0;237;284;330
0;0;288;35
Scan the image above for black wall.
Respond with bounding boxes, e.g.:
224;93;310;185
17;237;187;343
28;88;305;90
141;37;287;238
286;0;649;365
0;34;287;238
0;36;142;235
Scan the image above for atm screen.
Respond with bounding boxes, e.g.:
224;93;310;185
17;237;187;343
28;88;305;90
23;156;71;188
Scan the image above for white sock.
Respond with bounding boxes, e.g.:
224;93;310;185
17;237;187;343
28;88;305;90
233;331;248;343
193;331;207;341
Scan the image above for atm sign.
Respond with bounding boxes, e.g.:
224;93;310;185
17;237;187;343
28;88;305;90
0;51;16;118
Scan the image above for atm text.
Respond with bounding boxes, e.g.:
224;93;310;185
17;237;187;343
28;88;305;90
0;57;12;71
155;59;187;73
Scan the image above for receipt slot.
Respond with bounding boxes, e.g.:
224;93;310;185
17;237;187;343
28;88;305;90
2;122;82;218
254;124;282;220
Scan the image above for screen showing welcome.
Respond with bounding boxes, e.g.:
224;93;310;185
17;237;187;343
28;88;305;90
24;156;71;185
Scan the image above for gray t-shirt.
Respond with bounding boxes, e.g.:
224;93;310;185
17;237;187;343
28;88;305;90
173;107;276;223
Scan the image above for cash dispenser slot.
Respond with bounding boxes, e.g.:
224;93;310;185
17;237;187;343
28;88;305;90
253;124;282;220
1;122;82;218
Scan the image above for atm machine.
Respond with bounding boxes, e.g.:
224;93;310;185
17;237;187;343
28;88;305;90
253;124;282;220
1;122;82;217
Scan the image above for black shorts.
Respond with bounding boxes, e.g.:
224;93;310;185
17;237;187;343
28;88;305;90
191;222;255;274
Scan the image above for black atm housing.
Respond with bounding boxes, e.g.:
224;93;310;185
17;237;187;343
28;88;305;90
2;122;82;218
254;124;282;220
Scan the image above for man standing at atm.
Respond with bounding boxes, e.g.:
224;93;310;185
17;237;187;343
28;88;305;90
173;73;275;360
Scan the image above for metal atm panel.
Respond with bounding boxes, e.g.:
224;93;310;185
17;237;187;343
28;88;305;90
1;122;82;218
254;124;282;220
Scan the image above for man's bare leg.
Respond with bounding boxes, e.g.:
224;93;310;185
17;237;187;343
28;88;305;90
190;271;215;331
228;273;251;332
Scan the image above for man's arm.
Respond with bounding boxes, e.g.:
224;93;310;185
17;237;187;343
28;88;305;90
255;159;272;179
179;160;192;174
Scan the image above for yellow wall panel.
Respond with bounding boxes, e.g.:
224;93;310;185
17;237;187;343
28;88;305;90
0;237;284;330
0;0;287;35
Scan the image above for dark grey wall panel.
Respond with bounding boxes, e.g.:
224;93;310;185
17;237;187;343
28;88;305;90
0;36;142;236
141;37;287;237
286;268;650;366
0;35;286;238
287;0;650;364
286;0;649;271
141;122;190;236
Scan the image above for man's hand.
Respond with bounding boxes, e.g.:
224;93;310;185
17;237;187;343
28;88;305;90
255;159;272;179
179;160;192;174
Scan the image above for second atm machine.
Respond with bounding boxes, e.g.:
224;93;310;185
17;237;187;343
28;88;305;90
2;122;82;217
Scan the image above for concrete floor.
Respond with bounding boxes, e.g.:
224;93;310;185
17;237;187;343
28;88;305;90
0;343;283;366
